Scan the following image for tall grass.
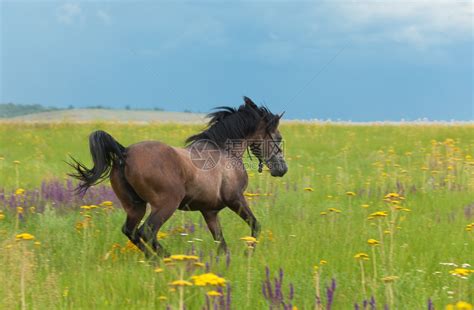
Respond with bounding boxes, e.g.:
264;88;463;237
0;122;472;308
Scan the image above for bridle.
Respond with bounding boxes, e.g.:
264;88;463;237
248;130;282;173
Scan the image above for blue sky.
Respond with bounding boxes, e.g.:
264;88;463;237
1;1;472;121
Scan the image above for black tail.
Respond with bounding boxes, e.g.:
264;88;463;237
68;130;126;195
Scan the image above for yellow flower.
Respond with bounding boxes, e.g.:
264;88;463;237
170;280;193;287
449;268;473;277
384;193;400;199
157;231;168;240
34;241;41;247
80;205;91;210
194;262;205;268
346;191;356;196
13;160;20;165
304;187;314;192
154;268;164;273
17;207;24;214
158;296;168;301
319;260;327;265
367;239;380;246
381;275;399;283
328;208;341;213
191;273;226;287
454;301;473;310
169;254;199;262
0;214;5;220
368;211;388;219
361;204;370;208
244;192;260;197
16;233;35;241
320;212;327;216
354;253;369;261
15;188;25;195
100;201;114;207
121;241;140;253
446;301;473;310
207;290;223;297
75;221;85;231
240;236;258;244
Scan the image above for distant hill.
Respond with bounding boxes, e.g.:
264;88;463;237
0;103;59;118
0;103;206;123
4;108;207;123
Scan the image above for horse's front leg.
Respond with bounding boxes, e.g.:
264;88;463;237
227;196;261;240
201;210;228;254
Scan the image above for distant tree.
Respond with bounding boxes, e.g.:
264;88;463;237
0;103;59;118
86;105;108;109
125;105;130;110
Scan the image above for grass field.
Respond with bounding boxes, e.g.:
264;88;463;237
0;122;473;309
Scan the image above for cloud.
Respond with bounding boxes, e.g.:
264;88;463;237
57;3;82;25
97;10;111;25
248;1;472;58
331;1;473;47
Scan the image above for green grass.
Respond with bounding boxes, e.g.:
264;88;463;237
0;122;473;309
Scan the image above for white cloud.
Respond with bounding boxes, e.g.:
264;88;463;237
97;10;111;25
331;1;473;47
57;3;82;25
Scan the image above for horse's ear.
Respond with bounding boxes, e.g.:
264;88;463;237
278;111;285;120
243;96;258;110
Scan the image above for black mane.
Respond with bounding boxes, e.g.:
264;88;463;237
185;97;281;147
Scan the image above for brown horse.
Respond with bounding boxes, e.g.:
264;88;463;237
69;97;287;257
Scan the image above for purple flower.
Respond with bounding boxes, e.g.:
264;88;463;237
326;278;337;310
262;267;294;309
428;298;434;310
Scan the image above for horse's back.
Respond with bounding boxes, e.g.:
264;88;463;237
117;140;244;209
122;141;188;202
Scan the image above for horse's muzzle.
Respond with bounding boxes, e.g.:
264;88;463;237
270;162;288;177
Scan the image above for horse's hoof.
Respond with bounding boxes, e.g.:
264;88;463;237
217;245;228;256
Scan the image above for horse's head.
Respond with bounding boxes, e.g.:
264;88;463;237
244;97;288;177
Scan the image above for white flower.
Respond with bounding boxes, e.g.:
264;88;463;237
440;262;458;267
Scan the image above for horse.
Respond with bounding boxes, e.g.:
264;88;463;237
69;97;288;257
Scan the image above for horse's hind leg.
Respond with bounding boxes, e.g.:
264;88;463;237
110;167;147;246
139;194;182;258
121;202;146;245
